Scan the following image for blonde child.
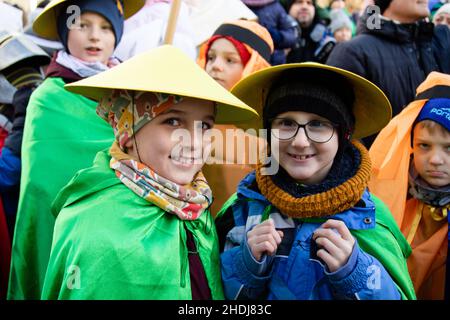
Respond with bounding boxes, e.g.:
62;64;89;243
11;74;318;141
8;0;144;299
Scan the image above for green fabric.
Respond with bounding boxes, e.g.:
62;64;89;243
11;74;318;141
41;150;224;300
350;195;416;300
217;193;416;300
8;77;114;300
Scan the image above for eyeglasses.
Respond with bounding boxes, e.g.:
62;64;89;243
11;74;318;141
270;118;337;143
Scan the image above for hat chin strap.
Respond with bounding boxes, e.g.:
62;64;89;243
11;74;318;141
131;92;143;163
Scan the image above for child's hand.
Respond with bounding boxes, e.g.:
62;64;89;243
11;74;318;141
312;219;355;273
247;219;284;261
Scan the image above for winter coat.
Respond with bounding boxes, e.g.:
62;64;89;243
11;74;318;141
327;12;449;118
42;149;224;299
246;1;297;65
215;172;416;300
7;77;114;300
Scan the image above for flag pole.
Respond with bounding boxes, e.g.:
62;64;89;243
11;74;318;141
163;0;182;44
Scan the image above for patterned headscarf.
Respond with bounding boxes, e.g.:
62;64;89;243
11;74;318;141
97;89;184;150
97;89;212;220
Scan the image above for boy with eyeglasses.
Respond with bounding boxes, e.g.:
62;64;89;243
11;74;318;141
214;63;416;300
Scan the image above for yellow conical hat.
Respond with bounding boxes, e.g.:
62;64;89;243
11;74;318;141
33;0;145;40
231;62;392;139
65;45;259;124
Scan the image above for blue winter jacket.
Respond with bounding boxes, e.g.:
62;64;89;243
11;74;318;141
216;172;415;300
0;146;20;227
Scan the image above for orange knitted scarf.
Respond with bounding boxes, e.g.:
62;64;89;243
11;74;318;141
255;140;371;218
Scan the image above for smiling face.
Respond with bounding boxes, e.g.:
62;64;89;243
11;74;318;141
271;111;339;185
205;38;245;90
412;121;450;188
383;0;430;23
67;12;115;64
125;98;216;185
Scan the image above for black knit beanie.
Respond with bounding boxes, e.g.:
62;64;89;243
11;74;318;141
373;0;393;14
284;0;317;12
263;68;355;153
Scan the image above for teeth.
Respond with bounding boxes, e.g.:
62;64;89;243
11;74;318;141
171;156;198;164
291;154;311;160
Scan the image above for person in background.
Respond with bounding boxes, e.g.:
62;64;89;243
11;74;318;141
369;72;450;299
284;0;336;63
329;8;353;42
197;19;273;216
8;0;144;300
242;0;297;65
433;3;450;28
327;0;450;148
328;0;357;34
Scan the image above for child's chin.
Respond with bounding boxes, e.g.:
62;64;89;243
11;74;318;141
171;173;196;186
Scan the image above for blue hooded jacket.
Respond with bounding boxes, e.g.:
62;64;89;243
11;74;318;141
215;172;416;300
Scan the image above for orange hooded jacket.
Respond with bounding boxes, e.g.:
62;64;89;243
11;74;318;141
369;72;450;299
197;20;274;216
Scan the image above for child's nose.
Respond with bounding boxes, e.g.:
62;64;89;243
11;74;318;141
291;127;310;147
429;149;445;165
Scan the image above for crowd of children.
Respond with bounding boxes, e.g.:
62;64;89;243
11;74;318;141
0;0;449;301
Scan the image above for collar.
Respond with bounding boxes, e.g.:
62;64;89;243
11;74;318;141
45;52;82;83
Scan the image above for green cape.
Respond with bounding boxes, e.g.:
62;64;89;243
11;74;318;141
8;77;114;299
41;150;224;300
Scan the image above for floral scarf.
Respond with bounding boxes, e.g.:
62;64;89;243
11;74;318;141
110;142;212;220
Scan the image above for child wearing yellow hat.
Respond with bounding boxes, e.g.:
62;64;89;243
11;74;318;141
215;63;416;300
41;45;258;299
369;72;450;299
8;0;144;300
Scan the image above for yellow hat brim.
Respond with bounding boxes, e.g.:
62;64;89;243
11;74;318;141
230;62;392;139
65;45;259;125
33;0;145;40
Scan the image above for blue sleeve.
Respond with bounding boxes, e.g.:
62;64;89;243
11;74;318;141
325;242;401;300
220;241;272;300
0;147;21;192
274;4;297;48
